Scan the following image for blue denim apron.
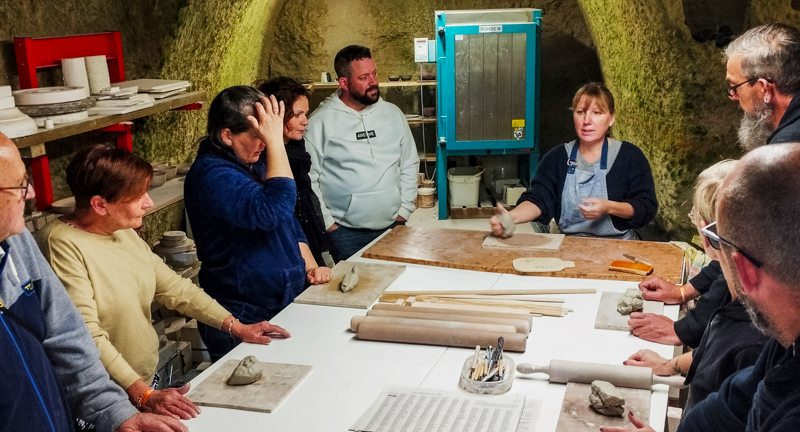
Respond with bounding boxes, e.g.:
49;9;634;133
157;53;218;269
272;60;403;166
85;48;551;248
558;139;636;239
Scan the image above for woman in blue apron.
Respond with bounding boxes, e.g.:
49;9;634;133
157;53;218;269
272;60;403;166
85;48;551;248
490;82;657;239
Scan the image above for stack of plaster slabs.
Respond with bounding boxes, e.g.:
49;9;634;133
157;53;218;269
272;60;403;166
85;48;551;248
0;86;38;138
13;86;92;127
116;79;191;99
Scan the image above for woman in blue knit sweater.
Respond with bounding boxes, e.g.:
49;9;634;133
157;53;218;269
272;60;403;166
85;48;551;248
489;82;657;240
184;86;332;359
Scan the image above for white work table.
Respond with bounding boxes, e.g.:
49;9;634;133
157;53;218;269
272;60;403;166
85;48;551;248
185;233;680;432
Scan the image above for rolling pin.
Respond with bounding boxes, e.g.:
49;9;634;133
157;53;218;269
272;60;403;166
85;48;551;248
355;321;527;352
350;316;518;334
516;359;686;389
366;309;532;334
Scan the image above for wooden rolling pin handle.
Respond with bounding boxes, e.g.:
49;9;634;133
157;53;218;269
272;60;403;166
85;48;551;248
516;363;550;375
653;374;688;389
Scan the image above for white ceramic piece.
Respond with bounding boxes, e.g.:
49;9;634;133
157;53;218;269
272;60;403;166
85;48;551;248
0;96;15;109
0;107;38;138
0;86;11;98
61;57;90;92
85;55;111;94
13;87;89;105
31;110;89;127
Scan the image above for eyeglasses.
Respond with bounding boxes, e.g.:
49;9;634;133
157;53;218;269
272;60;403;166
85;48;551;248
0;177;31;201
727;78;757;97
701;221;763;268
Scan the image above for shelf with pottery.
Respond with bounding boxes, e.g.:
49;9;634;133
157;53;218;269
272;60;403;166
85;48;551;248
11;91;206;153
49;175;188;218
303;80;436;91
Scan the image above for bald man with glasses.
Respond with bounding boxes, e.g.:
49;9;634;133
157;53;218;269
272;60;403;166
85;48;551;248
0;133;185;432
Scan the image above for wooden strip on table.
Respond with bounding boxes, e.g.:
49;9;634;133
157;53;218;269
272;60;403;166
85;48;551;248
366;309;532;334
417;297;566;317
362;226;683;283
379;288;595;304
371;302;532;321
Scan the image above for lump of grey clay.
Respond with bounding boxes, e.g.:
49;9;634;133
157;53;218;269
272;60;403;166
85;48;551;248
499;211;516;237
341;266;360;293
589;380;626;416
617;289;644;315
227;355;263;386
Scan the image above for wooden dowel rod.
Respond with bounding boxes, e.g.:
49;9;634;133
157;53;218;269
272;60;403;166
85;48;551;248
380;288;595;303
417;294;565;303
418;298;565;317
371;302;532;321
350;316;518;334
366;309;532;334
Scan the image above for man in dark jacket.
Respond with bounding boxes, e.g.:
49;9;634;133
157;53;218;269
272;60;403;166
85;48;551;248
0;134;185;432
725;23;800;150
603;143;800;432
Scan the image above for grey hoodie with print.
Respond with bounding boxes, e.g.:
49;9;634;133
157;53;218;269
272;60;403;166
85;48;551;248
305;90;419;230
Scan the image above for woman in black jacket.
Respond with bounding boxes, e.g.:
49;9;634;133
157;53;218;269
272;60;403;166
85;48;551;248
258;77;331;266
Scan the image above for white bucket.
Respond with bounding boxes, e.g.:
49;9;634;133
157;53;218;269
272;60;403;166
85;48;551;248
447;166;485;207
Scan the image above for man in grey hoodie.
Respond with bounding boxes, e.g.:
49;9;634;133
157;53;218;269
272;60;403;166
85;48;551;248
305;45;419;261
0;133;185;432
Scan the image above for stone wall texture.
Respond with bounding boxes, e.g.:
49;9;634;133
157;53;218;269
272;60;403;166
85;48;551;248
6;0;800;240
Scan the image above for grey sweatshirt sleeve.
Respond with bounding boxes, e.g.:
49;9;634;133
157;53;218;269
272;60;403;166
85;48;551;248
397;117;420;221
15;231;138;432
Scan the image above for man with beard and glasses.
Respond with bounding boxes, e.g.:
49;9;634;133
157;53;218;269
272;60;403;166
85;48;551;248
725;23;800;150
305;45;419;261
603;143;800;432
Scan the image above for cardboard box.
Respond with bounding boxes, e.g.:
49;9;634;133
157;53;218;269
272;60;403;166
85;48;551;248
164;317;186;342
157;340;177;371
152;319;165;337
177;341;192;375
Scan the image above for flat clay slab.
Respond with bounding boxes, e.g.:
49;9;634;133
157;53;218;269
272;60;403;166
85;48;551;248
187;359;312;413
294;261;406;309
594;291;664;332
482;232;565;252
556;382;650;432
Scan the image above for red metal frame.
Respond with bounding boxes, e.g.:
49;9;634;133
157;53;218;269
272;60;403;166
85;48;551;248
14;32;128;209
14;31;202;210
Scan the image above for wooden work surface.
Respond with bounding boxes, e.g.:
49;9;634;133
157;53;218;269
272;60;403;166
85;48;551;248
361;226;684;284
12;91;206;150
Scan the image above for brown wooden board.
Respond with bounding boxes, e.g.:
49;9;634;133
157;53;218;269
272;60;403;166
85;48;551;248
361;226;684;283
556;382;650;432
294;261;406;309
187;359;312;413
594;291;664;332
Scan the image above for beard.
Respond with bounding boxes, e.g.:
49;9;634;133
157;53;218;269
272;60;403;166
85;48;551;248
737;98;775;151
352;85;379;106
726;259;777;337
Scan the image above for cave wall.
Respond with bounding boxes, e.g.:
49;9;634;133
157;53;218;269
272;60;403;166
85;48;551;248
6;0;795;240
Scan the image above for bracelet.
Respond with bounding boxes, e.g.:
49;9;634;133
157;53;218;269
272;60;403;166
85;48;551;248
227;318;238;335
136;388;153;408
680;286;686;303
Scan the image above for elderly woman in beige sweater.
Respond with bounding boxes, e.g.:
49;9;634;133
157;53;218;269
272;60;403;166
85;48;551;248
36;138;290;419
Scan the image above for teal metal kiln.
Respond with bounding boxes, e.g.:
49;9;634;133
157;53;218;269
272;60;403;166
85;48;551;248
435;9;542;219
